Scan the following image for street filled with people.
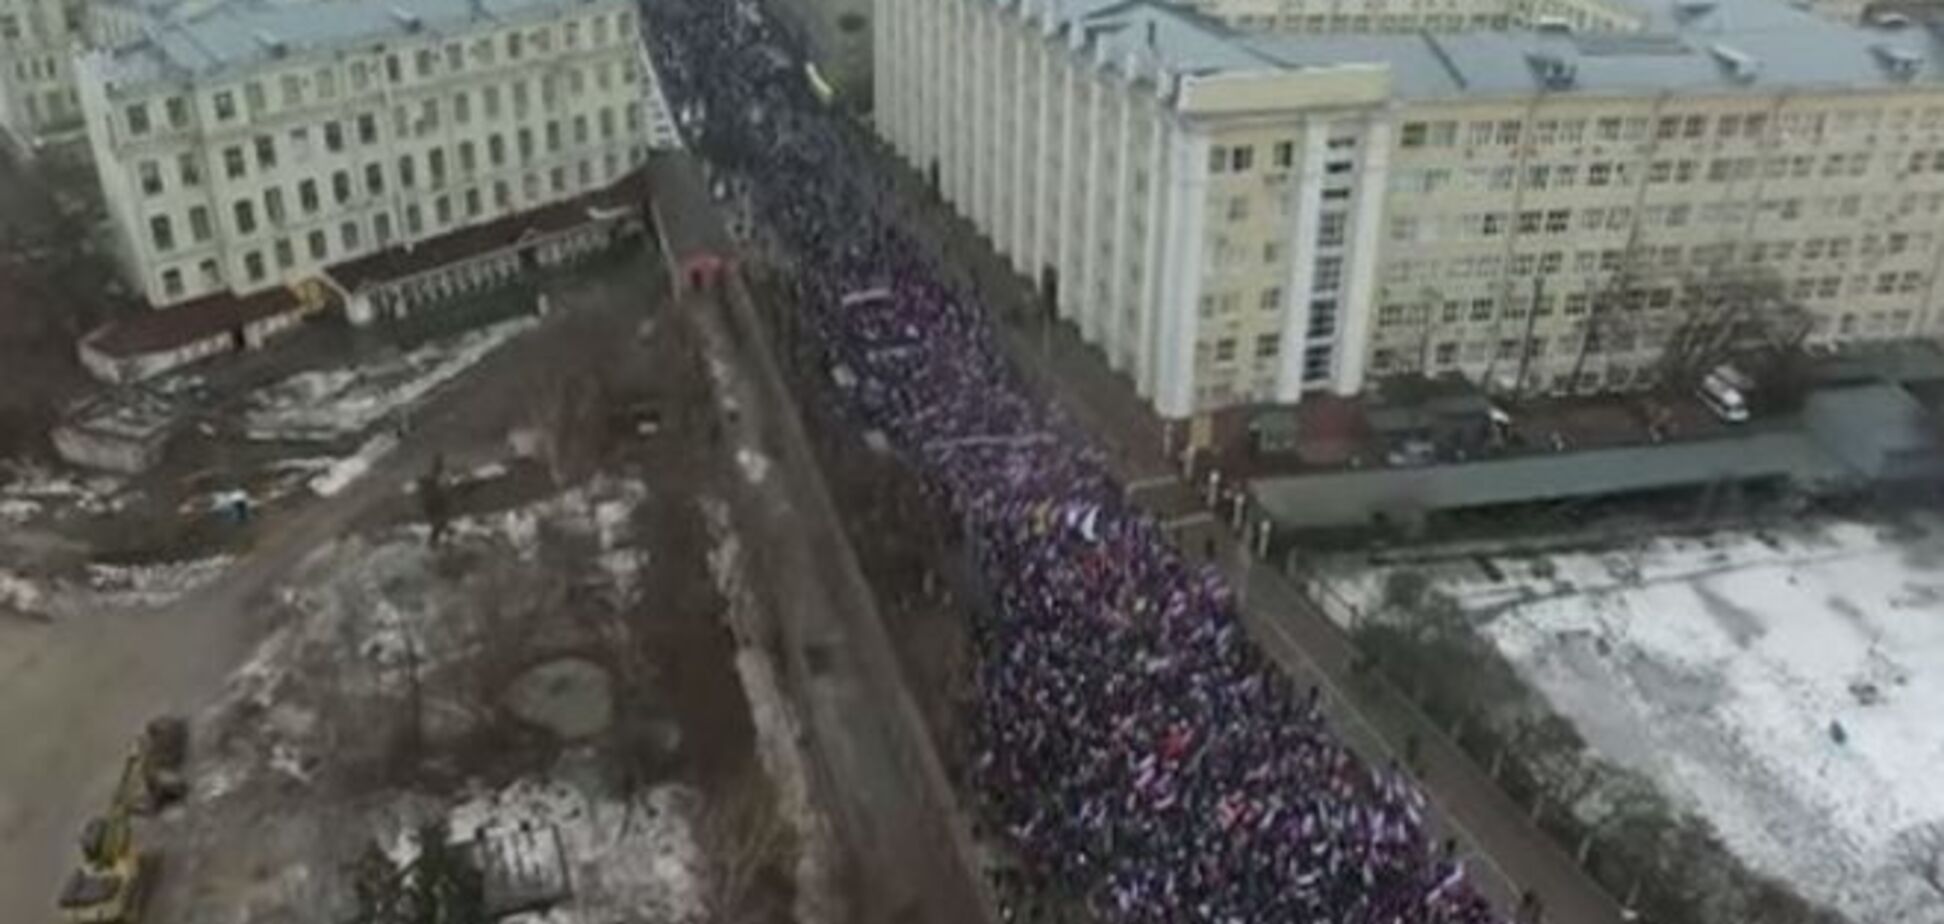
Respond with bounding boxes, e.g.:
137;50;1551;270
638;1;1499;920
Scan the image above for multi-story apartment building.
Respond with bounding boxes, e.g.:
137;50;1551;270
876;0;1944;418
0;0;103;149
75;0;677;309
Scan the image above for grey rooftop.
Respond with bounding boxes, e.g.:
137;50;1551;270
97;0;617;87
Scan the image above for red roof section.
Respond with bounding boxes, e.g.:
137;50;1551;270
327;167;648;293
82;287;303;358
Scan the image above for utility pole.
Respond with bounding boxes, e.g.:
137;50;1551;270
1512;274;1544;403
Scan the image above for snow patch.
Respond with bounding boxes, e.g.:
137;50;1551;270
398;777;705;924
0;568;46;616
86;555;234;607
309;434;398;497
246;316;538;442
1315;518;1944;924
735;448;770;484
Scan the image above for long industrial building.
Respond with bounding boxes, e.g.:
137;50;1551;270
873;0;1944;419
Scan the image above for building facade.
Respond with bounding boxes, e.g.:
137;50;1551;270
875;0;1944;418
76;0;677;310
0;0;108;149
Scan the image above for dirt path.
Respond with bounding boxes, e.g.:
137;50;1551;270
0;271;653;916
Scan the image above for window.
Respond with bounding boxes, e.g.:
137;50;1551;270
1213;337;1237;363
198;258;220;286
517;127;533;163
1434;342;1457;366
308;229;327;260
453;92;470;125
1255;334;1280;360
1318;212;1347;247
546;120;561;152
254;135;275;169
161;268;183;298
483;85;501;119
600;108;615;140
264;187;284;223
333;170;351;204
508;30;523;59
325;121;344;152
189;205;211;242
1401;122;1428;148
405;203;423;234
386;54;402;84
1259;286;1282;312
280;74;301;107
213;90;235;121
1227;196;1249;222
429;148;446;186
244;81;265;114
298;179;319;213
1302;345;1332;382
1307;299;1338;339
244;250;265;282
416;48;434;78
398;155;416;189
373;212;391;247
445;42;463;72
1313;255;1344;292
435;194;451;225
488;134;505;167
466;187;482;216
340;220;360;251
357;113;377;145
138;161;162;196
126;103;150;135
1230;146;1253;172
459;141;476;173
223;146;246;179
365;163;384;195
317;67;338;99
165;97;188;129
233;200;256;234
274;237;293;269
149;215;174;251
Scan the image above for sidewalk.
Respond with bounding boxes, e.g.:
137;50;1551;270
868;134;1628;924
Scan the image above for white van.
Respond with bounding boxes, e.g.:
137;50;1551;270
1697;364;1751;423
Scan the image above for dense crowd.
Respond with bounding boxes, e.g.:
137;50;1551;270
638;1;1499;921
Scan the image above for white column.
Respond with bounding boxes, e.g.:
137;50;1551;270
1155;125;1210;419
1275;118;1326;402
1008;31;1035;272
1077;70;1107;343
1335;118;1390;396
1054;64;1082;323
1133;106;1171;402
1028;47;1061;283
1102;80;1135;366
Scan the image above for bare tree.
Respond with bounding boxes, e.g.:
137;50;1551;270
1895;820;1944;902
698;768;794;924
1655;262;1810;390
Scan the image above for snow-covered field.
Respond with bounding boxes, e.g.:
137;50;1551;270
1314;517;1944;923
245;316;538;443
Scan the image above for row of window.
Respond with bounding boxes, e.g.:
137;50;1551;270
153;148;644;300
121;9;638;136
1207;135;1358;176
135;102;641;202
1398;105;1944;152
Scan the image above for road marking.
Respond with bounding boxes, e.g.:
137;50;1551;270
1241;589;1524;904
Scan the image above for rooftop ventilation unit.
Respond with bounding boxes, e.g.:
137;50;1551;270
1871;42;1923;79
1534;15;1574;32
1673;0;1717;18
1867;10;1912;27
1708;42;1760;81
253;30;287;57
1525;51;1578;89
389;7;423;32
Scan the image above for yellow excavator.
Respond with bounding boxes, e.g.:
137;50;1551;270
54;718;187;923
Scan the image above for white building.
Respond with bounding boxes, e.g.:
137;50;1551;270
0;0;112;151
876;0;1944;419
76;0;677;310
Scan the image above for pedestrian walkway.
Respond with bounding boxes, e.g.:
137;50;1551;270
868;131;1628;924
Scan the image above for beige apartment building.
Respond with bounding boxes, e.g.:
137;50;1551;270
874;0;1944;418
75;0;677;309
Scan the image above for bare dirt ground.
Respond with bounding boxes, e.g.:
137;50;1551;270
0;251;818;923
